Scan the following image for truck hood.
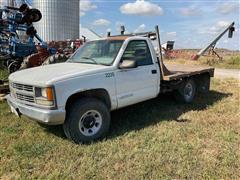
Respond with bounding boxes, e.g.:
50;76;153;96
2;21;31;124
9;63;110;86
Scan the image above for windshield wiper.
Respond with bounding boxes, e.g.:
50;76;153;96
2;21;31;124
81;57;99;65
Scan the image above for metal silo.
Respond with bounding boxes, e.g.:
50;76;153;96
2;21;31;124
32;0;79;41
0;0;4;7
0;0;15;7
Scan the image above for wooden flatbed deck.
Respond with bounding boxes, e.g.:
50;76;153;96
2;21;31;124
162;63;215;81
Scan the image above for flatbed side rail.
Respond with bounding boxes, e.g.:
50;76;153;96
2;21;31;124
155;26;172;80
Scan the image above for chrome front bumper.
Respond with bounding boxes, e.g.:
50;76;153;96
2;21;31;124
6;95;66;125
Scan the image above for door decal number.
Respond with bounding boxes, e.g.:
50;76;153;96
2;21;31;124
105;72;114;78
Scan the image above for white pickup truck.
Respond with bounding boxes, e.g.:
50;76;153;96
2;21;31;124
7;30;214;143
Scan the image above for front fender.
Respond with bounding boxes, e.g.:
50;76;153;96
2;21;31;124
53;73;117;110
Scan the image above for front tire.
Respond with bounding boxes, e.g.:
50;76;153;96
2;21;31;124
63;98;110;144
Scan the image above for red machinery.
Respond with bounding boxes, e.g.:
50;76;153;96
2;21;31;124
20;39;84;68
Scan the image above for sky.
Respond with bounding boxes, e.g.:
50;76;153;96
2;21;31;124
80;0;240;50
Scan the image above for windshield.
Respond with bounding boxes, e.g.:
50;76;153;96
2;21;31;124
68;40;123;65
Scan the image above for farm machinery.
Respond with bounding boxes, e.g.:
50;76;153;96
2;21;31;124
0;3;83;98
159;22;235;61
0;3;57;73
0;3;83;74
192;22;235;61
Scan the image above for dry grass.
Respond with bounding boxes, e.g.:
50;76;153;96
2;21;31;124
165;55;240;69
0;78;239;179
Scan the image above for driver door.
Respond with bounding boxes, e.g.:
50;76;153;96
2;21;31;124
115;40;159;108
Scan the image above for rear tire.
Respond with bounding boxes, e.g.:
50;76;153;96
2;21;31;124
174;79;196;103
197;74;210;93
63;98;110;144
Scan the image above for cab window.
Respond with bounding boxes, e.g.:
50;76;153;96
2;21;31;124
121;40;153;66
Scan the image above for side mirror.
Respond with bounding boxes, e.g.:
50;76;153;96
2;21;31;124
119;60;138;69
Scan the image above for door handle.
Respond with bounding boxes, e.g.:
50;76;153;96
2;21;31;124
151;69;157;74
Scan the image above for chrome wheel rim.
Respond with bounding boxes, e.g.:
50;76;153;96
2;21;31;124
79;110;102;137
184;82;193;101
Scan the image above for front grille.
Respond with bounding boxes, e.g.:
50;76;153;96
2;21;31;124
16;93;35;103
11;82;35;104
12;83;33;92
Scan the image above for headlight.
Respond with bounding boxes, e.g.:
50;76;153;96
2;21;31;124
41;88;47;98
35;87;55;106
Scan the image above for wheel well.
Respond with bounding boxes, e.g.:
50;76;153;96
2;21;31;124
160;72;211;93
193;73;211;93
65;89;111;110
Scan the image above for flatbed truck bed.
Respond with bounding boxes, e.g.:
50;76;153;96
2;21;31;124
163;63;214;81
158;60;214;94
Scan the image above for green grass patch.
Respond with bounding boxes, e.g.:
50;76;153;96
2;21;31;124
0;56;8;80
2;126;20;134
13;142;53;158
0;78;239;179
0;68;8;80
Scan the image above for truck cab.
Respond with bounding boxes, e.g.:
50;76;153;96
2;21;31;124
7;31;214;143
